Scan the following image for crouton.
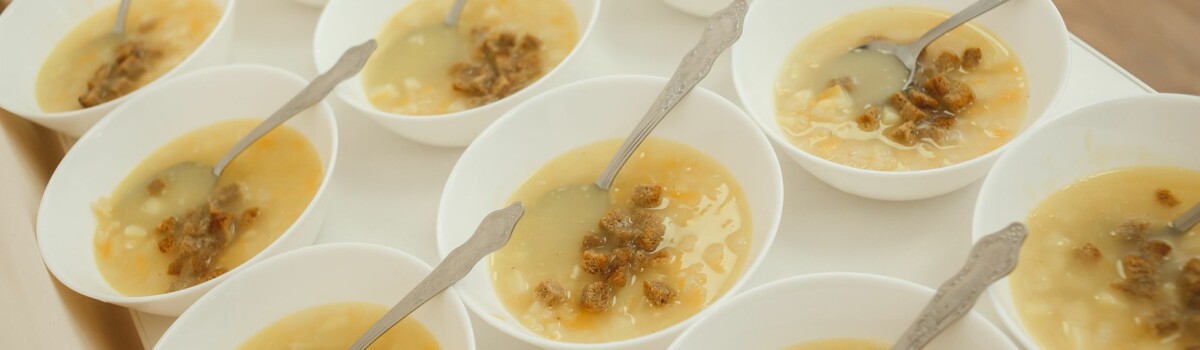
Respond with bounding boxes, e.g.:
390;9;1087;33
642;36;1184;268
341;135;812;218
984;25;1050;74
855;107;881;131
886;121;919;146
535;279;568;307
961;47;982;71
1112;254;1159;298
643;280;678;307
581;250;610;276
581;229;606;251
581;281;613;312
935;51;960;72
632;184;664;208
1157;188;1181;207
908;90;939;110
1180;258;1200;310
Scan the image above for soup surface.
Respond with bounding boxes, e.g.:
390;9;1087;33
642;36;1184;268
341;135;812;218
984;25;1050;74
1012;166;1200;349
774;7;1028;171
491;138;753;342
362;0;579;115
783;338;890;350
94;119;322;296
36;0;221;112
239;302;439;350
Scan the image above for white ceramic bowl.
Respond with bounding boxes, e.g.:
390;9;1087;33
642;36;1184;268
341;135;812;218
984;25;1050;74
313;0;600;147
0;0;237;136
973;94;1200;349
154;243;475;349
668;273;1018;349
732;0;1069;201
36;64;338;316
436;75;785;349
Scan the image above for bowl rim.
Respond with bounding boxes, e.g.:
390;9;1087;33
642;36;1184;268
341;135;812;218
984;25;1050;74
972;93;1200;350
730;0;1071;178
2;0;240;120
153;242;476;350
667;272;1017;350
310;0;602;123
434;74;785;349
34;63;340;305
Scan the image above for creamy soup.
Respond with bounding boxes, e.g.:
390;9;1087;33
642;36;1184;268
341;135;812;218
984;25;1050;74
362;0;578;115
93;119;322;296
774;7;1028;171
36;0;221;112
1012;167;1200;349
491;138;752;342
783;338;890;350
240;302;439;350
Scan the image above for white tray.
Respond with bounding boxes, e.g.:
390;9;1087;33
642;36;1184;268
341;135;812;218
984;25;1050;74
130;0;1156;348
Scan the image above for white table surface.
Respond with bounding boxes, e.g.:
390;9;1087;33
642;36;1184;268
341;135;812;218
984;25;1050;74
130;0;1156;348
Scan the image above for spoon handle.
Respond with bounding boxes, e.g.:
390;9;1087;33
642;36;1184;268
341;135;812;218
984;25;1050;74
594;0;748;190
112;0;132;35
890;223;1027;350
444;0;468;26
212;39;376;177
907;0;1010;54
1171;201;1200;232
350;202;525;350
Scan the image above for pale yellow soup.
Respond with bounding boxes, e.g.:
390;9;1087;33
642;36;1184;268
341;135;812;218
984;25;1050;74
783;338;890;350
240;302;439;350
36;0;221;112
774;7;1027;171
1012;167;1200;349
491;138;753;342
94;119;322;296
361;0;579;115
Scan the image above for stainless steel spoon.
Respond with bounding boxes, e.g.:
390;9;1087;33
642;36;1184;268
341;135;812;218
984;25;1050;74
350;202;525;350
858;0;1011;88
534;0;748;214
890;223;1027;350
110;40;377;222
112;0;132;35
594;0;748;189
1169;201;1200;233
444;0;467;26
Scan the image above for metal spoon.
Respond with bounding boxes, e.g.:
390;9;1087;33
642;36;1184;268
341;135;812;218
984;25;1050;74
535;0;748;213
890;223;1027;350
444;0;467;26
1169;201;1200;233
857;0;1011;88
351;202;525;350
112;0;133;35
110;40;377;222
